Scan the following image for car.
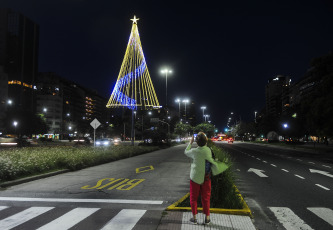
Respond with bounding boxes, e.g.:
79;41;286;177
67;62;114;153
0;135;18;146
113;138;121;143
95;138;112;146
227;138;234;143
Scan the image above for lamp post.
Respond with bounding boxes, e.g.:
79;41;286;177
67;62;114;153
204;114;210;122
175;99;181;118
182;99;189;121
255;111;257;123
201;106;206;122
161;69;172;107
13;121;18;136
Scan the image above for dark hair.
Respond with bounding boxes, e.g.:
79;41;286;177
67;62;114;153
196;132;207;146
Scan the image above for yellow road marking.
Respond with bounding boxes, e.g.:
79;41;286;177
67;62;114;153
136;165;154;173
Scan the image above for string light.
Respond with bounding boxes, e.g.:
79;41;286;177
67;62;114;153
107;16;160;110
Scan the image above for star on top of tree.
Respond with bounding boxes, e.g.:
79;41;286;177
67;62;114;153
130;15;139;24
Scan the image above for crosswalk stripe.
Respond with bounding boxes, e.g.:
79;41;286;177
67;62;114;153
0;206;9;211
37;207;100;230
269;207;314;230
100;209;146;230
0;207;54;230
307;208;333;226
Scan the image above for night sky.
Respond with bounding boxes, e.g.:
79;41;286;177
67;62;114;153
2;0;333;131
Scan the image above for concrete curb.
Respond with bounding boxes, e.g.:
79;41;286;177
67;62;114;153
166;186;253;218
0;169;70;188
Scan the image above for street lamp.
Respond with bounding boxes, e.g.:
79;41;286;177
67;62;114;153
161;68;172;107
255;111;257;123
13;121;18;136
175;98;181;118
7;100;12;105
201;106;206;122
182;99;189;121
43;107;47;113
204;114;210;122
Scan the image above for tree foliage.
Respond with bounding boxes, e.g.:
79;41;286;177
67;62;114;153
194;123;215;137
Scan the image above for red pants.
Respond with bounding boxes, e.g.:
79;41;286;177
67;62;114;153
190;178;211;216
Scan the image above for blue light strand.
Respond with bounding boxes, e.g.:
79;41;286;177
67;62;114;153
112;58;146;110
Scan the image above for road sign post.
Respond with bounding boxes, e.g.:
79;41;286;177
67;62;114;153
90;118;101;147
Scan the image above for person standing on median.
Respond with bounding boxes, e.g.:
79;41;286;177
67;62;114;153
184;132;229;225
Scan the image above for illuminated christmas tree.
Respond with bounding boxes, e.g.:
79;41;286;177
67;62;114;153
106;16;160;110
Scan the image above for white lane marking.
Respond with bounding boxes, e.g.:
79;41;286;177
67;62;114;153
0;197;163;204
263;161;267;163
0;207;54;230
256;158;261;160
308;162;315;164
37;208;99;230
315;184;330;190
282;169;289;172
322;165;331;168
271;164;277;167
297;159;302;161
248;168;268;177
100;209;146;230
309;169;333;179
295;174;305;179
269;207;314;230
307;208;333;226
0;206;9;211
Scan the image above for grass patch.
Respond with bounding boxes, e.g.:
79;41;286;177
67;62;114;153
0;145;159;183
175;140;243;209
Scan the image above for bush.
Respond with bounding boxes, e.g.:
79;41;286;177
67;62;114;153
0;145;159;182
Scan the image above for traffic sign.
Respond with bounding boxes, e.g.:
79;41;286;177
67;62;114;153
90;118;101;129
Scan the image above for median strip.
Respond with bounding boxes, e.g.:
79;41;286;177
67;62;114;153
166;186;253;217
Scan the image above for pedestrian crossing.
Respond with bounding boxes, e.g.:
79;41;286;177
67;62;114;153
269;206;333;230
0;206;147;230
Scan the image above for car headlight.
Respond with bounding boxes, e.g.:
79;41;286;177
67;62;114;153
103;141;110;146
96;141;101;145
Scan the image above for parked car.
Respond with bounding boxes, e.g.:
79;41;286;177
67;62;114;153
227;138;234;143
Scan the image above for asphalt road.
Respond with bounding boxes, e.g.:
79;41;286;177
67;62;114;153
217;142;333;230
0;144;191;230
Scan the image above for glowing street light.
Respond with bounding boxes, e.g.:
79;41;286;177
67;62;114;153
13;121;18;135
201;106;206;122
204;114;210;122
43;108;47;113
7;100;12;105
161;68;172;106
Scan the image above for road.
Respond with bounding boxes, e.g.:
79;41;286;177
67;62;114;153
0;144;191;230
217;141;333;230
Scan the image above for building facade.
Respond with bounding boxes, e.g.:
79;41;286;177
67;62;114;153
36;72;109;138
0;8;39;112
265;75;291;117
